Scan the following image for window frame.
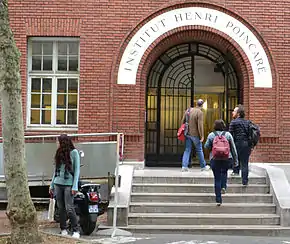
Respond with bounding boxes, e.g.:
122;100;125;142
26;37;80;130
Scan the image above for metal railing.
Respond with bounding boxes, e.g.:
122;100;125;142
0;132;124;159
0;132;124;168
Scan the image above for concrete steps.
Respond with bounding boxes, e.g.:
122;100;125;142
133;176;267;184
132;183;270;194
127;172;282;235
128;213;280;225
131;192;273;203
129;202;276;214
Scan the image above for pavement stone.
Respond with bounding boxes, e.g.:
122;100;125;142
104;234;290;244
43;227;290;244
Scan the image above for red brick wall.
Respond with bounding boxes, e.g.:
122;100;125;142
4;0;288;162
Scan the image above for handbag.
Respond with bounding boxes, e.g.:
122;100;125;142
48;192;55;222
177;108;191;141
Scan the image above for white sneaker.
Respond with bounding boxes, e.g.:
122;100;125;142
181;167;189;172
72;232;80;239
60;230;68;236
201;165;210;171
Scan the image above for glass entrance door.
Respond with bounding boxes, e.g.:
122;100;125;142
145;43;239;167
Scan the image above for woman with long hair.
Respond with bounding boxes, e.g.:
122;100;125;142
49;134;80;238
204;120;238;206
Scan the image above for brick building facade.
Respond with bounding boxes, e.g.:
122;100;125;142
4;0;289;166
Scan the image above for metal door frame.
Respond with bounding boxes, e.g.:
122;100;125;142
145;42;240;166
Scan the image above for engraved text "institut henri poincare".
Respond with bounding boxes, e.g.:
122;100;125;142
124;10;266;74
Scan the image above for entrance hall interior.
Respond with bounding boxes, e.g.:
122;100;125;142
145;42;240;167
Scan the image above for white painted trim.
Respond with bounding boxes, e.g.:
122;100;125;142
29;37;80;42
25;127;78;131
26;41;32;128
51;76;57;125
77;141;117;145
117;7;272;88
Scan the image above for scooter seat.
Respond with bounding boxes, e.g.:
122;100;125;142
78;180;91;189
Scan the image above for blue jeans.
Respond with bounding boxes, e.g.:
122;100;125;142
232;141;251;185
210;159;232;203
182;135;206;168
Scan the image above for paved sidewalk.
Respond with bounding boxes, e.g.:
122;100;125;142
38;229;290;244
130;234;290;244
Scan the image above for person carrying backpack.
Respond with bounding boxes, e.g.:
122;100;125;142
180;99;210;172
229;104;260;186
204;120;238;206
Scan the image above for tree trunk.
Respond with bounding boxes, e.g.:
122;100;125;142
0;1;41;243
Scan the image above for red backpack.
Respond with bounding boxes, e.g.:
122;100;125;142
212;131;230;160
177;108;191;141
177;124;186;141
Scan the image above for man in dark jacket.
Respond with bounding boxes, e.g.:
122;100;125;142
229;104;251;186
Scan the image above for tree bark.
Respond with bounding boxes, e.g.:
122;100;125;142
0;1;41;243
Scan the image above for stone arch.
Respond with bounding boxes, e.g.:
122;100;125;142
115;5;273;88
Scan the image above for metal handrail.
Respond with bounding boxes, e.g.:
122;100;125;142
0;132;125;165
1;131;125;163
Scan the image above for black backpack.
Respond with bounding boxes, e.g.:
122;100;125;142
248;120;260;148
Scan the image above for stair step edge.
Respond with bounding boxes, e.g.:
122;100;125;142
133;183;268;187
125;224;287;230
129;202;276;207
133;175;266;178
131;192;272;196
128;213;280;218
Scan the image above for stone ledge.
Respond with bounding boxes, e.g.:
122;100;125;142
122;161;144;170
250;163;290;227
107;165;134;226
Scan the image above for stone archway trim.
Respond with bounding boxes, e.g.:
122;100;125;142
117;7;272;88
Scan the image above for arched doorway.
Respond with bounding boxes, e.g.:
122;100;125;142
145;42;240;167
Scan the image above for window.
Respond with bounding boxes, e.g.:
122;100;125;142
27;38;80;129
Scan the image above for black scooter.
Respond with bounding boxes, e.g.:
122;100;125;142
54;181;104;235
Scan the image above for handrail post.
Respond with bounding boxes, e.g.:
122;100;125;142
112;133;120;237
121;133;124;164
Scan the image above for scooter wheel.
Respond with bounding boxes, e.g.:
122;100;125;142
80;217;96;235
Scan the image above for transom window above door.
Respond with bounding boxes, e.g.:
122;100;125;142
27;38;80;130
